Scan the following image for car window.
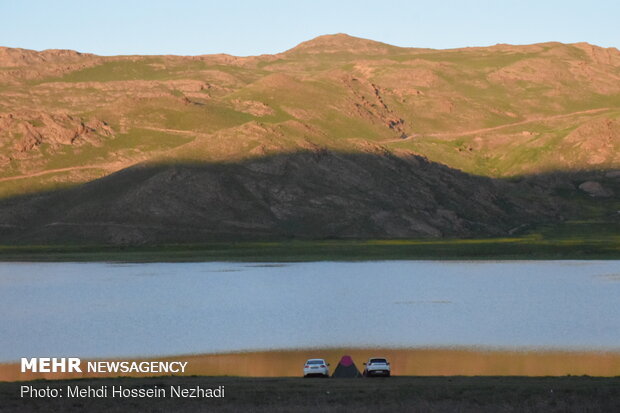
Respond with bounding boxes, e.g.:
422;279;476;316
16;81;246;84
307;360;324;364
370;358;387;363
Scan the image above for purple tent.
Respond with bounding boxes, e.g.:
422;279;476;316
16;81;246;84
331;355;362;378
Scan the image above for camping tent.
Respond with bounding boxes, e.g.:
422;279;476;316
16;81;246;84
331;355;362;378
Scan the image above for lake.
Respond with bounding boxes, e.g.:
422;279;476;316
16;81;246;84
0;261;619;362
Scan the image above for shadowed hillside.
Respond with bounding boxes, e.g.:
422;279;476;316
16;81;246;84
0;151;569;245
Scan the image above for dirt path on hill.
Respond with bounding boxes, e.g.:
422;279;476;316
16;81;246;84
384;107;614;143
0;128;208;184
0;163;125;183
140;126;210;137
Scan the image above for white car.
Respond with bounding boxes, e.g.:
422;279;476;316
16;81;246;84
363;357;391;377
303;358;330;377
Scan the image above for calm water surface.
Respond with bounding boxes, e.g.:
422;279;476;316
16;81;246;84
0;261;619;362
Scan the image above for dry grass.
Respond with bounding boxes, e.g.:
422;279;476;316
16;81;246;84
3;348;620;382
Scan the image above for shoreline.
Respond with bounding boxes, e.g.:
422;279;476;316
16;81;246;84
0;236;619;262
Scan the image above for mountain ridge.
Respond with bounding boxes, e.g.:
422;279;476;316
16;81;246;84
3;34;619;60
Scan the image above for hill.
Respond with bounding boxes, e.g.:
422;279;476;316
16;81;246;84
0;34;618;245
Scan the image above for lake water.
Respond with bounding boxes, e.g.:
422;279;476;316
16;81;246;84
0;261;619;362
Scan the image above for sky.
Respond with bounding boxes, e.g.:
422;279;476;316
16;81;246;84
1;0;619;56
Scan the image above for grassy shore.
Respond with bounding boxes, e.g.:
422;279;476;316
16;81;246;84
0;234;618;262
4;348;620;382
2;375;619;412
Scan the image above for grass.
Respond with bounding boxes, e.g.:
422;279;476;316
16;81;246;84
44;59;172;83
0;170;106;199
389;108;618;177
126;99;253;133
41;128;193;170
33;57;266;86
0;234;618;262
395;50;535;68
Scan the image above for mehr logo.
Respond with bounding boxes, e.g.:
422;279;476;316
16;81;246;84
21;358;82;373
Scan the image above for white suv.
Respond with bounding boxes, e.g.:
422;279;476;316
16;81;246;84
303;358;330;377
363;357;391;377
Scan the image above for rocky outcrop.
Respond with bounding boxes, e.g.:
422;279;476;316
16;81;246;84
0;47;88;67
0;112;114;154
342;76;407;136
578;181;614;197
560;118;620;167
232;100;274;116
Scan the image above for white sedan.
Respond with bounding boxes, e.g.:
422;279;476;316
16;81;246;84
363;357;391;377
303;358;330;377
